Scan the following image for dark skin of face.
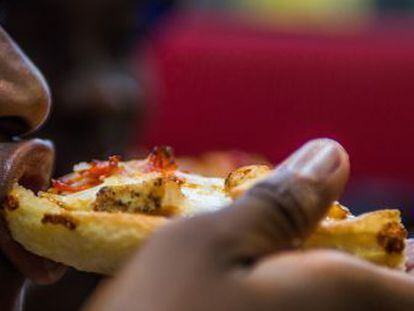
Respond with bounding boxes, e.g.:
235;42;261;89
4;0;145;175
0;27;50;137
1;2;147;309
0;26;66;310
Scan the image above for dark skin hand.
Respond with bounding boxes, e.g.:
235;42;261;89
85;139;414;311
0;25;65;309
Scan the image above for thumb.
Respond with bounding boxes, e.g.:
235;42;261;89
210;139;350;263
87;139;351;311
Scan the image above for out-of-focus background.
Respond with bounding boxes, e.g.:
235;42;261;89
2;1;414;310
142;0;414;233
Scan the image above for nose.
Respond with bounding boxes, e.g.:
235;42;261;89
0;27;50;138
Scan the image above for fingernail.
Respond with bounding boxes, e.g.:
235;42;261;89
285;139;346;181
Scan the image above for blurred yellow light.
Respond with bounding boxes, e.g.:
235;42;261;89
236;0;374;32
240;0;372;15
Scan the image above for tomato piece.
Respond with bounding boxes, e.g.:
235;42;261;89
50;155;121;194
145;146;177;172
82;155;121;179
51;179;100;193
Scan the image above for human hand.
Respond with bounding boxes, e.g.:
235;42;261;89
85;139;414;311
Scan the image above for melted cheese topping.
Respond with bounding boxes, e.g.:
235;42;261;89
175;172;231;216
41;167;231;217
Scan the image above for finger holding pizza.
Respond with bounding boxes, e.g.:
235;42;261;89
84;139;414;311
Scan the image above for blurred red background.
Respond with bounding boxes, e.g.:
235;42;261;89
142;13;414;186
139;12;414;225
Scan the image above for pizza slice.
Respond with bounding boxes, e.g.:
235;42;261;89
2;147;407;275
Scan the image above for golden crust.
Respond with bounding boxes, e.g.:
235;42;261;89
5;185;167;275
305;210;407;269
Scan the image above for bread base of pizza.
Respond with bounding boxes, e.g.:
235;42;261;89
2;147;407;274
